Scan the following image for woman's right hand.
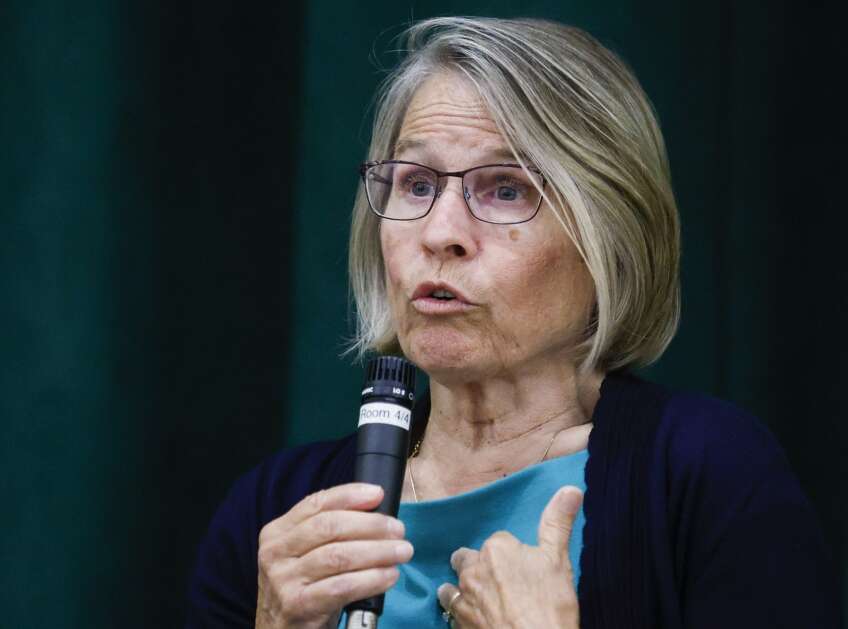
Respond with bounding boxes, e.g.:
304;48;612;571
255;483;413;629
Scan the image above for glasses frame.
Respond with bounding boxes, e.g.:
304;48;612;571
358;159;547;225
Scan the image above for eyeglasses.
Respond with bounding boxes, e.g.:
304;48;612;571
359;160;546;225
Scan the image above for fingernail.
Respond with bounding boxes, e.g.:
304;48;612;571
394;541;414;561
388;518;405;537
560;487;582;514
359;484;382;498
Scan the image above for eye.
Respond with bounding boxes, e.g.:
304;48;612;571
496;185;519;201
409;179;435;197
492;176;527;202
394;167;436;199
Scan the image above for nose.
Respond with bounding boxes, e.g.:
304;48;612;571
419;177;479;260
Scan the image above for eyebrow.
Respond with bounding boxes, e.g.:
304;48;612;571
392;138;523;163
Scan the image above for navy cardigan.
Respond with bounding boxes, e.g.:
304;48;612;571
186;373;841;628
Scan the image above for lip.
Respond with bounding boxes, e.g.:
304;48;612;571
411;281;478;315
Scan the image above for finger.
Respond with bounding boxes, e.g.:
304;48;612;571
441;583;480;629
282;510;406;556
450;547;478;574
437;582;462;615
281;484;384;531
304;566;400;611
299;539;414;582
537;485;583;564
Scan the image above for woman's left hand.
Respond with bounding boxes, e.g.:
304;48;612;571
437;486;583;629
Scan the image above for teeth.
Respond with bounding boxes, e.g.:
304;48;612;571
432;289;456;300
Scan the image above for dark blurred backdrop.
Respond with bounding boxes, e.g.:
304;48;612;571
1;1;844;626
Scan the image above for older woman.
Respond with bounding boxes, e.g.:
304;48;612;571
187;17;839;629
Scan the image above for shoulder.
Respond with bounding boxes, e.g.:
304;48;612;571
661;389;782;455
638;388;839;626
653;388;821;547
600;372;790;480
584;374;839;627
656;388;793;488
632;380;826;573
596;372;810;529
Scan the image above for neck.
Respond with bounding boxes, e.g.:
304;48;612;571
409;361;604;499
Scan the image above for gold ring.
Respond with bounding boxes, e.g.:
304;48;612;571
448;590;462;614
441;590;462;624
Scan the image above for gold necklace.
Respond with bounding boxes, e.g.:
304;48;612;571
407;427;564;503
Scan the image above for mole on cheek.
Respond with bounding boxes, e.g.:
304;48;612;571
509;229;520;242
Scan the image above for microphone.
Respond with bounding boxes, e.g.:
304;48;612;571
344;356;417;629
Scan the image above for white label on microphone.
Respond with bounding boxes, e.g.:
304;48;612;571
358;402;412;431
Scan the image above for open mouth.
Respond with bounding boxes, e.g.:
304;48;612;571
430;289;456;301
411;282;475;312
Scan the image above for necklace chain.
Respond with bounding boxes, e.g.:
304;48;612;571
407;428;563;503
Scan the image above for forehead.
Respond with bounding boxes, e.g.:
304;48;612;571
395;72;510;162
405;71;488;115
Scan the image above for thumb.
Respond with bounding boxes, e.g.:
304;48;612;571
537;486;583;564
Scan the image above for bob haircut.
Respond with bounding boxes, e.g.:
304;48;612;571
348;16;680;373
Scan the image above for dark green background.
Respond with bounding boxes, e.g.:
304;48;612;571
2;1;844;626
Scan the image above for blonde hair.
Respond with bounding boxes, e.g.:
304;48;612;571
348;16;680;372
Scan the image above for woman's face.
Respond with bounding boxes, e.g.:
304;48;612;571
380;72;595;382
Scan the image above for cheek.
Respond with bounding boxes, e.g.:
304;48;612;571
542;247;593;317
547;252;594;331
492;240;592;331
380;227;401;288
380;226;410;317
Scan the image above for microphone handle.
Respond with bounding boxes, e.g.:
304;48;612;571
356;451;405;516
345;420;409;626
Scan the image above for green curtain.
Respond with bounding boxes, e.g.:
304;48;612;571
1;1;304;625
2;1;843;626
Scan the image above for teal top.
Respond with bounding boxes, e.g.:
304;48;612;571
339;448;589;627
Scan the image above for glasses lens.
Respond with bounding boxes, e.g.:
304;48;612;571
465;165;543;224
365;162;437;219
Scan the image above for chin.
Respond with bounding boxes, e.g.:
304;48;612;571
401;328;487;381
